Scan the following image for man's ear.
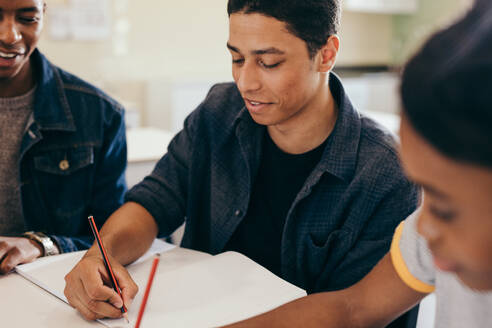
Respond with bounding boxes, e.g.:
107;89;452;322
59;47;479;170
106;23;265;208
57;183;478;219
317;35;340;73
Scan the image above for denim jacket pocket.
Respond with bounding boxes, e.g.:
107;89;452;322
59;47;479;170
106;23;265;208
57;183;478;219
33;146;94;175
30;146;95;235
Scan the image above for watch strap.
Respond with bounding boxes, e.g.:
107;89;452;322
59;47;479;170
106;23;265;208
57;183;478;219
22;231;60;256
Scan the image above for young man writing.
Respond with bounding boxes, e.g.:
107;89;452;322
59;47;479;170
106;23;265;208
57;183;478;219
225;1;492;327
64;1;418;325
0;0;127;273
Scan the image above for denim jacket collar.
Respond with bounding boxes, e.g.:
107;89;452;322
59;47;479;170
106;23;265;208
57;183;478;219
31;49;76;132
232;72;360;184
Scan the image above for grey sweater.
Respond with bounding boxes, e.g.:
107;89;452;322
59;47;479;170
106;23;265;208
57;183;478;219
0;87;36;236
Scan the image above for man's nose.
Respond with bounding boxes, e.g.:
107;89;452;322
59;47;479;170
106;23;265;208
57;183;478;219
0;19;22;45
236;63;261;93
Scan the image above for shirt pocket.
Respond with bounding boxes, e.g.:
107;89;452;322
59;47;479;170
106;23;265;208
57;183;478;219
31;146;95;233
303;229;353;290
33;146;94;175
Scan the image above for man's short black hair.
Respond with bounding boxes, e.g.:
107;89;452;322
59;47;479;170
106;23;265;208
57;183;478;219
227;0;341;58
401;0;492;167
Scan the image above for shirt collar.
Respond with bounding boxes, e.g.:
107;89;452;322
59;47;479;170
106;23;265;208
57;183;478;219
317;72;361;182
31;49;76;132
232;72;361;182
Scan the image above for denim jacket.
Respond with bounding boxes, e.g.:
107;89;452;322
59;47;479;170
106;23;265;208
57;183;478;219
126;74;419;293
19;50;127;253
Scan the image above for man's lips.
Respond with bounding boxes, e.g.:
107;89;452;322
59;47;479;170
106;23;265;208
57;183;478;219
0;49;24;68
0;49;25;57
243;98;275;113
245;98;272;105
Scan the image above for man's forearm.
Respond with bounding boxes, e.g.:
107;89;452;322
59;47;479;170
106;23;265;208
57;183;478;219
225;254;425;328
85;202;159;265
224;291;359;328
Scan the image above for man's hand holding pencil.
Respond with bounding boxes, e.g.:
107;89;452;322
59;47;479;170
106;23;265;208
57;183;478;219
64;203;160;323
64;249;138;321
64;218;139;322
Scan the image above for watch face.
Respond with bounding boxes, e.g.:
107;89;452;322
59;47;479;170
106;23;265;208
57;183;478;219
42;237;59;256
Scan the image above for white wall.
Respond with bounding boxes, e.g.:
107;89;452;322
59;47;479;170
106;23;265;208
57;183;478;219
39;1;395;130
41;0;231;82
338;11;393;66
40;1;394;83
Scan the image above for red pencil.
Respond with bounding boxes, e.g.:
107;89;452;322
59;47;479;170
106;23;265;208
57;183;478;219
88;216;129;323
135;254;161;328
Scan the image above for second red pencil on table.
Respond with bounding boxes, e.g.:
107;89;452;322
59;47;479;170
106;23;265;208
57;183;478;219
135;253;161;328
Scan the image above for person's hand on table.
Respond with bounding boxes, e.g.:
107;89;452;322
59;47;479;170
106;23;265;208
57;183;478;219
64;253;138;321
0;236;43;274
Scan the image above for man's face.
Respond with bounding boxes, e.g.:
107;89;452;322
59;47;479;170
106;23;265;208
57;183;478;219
227;13;324;127
399;115;492;291
0;0;44;82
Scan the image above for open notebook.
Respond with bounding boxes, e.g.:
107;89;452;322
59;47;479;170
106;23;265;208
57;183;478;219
15;240;306;327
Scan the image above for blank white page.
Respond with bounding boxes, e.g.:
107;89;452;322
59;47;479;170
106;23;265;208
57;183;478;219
117;251;306;328
16;244;306;328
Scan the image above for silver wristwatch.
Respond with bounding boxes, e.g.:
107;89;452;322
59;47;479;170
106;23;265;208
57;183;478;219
22;231;60;256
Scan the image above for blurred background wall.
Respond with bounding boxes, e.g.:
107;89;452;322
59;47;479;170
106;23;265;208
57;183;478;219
38;0;473;191
39;0;471;131
392;0;472;64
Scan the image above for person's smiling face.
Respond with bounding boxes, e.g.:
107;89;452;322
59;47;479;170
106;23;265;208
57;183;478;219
0;0;44;84
227;12;328;128
399;114;492;291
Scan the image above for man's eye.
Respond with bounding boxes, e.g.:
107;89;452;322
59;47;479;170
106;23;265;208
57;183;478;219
19;16;38;23
258;59;285;69
258;60;283;69
232;59;244;65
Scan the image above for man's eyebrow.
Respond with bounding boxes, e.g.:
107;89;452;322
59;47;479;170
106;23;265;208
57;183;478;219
227;43;240;53
226;43;285;55
253;47;285;55
18;7;41;13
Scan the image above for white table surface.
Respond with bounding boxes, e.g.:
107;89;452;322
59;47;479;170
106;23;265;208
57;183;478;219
126;127;174;187
0;272;101;327
0;247;206;328
127;127;174;163
0;251;436;327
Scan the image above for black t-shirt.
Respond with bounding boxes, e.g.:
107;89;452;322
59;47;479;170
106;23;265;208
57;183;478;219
224;131;326;276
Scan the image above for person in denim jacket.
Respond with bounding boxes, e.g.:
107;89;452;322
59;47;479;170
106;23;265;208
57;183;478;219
0;0;127;273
